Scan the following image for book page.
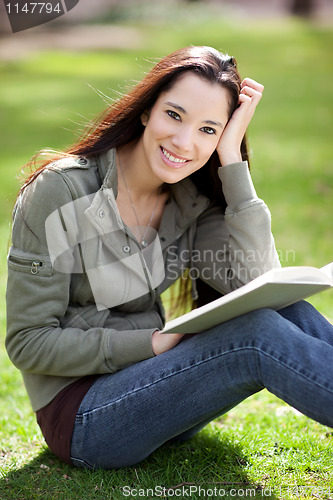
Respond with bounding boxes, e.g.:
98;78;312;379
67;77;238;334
265;265;333;285
320;262;333;280
162;263;333;334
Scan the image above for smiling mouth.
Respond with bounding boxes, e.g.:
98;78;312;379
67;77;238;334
160;147;190;164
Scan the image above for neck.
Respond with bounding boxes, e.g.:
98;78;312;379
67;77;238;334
116;141;163;201
115;142;169;243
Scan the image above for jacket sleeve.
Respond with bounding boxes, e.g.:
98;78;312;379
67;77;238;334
6;168;155;378
193;161;281;294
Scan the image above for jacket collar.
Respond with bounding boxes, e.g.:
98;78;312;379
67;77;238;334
98;148;118;194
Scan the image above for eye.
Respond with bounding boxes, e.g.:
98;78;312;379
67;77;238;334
201;126;216;135
166;110;181;121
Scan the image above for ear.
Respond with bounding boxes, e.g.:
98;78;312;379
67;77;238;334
141;110;150;127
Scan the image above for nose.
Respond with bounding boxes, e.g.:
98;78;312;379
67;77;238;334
171;126;194;153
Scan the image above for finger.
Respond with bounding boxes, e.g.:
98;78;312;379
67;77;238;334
236;91;261;124
241;78;264;94
240;86;263;104
240;85;263;98
238;93;252;105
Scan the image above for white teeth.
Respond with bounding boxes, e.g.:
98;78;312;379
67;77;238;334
162;148;187;163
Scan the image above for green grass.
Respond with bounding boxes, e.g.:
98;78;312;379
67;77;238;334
0;7;332;499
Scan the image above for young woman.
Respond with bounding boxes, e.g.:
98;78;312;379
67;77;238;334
6;46;333;470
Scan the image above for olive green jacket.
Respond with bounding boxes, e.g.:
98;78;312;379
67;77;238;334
6;149;281;411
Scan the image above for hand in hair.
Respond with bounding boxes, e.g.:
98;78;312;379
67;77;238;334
216;78;264;166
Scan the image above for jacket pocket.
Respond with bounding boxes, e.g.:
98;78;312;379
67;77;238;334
60;304;109;329
7;247;53;277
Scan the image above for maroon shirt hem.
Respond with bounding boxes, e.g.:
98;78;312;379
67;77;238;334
36;376;99;465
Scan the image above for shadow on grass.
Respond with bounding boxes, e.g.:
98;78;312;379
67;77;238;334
0;430;278;499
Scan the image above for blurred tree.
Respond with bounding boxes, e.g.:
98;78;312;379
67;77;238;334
290;0;315;17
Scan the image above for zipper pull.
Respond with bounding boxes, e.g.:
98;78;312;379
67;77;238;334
31;261;40;274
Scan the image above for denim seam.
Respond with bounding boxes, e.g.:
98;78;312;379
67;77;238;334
77;345;333;418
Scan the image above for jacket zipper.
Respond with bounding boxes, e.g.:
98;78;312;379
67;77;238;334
31;261;42;274
10;255;43;274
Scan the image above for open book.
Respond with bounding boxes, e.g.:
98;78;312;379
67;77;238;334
162;263;333;334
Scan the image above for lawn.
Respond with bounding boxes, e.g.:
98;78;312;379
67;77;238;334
0;5;332;499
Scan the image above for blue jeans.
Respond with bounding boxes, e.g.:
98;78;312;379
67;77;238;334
70;301;333;469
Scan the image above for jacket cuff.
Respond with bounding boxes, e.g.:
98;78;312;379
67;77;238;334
218;161;258;210
106;328;156;370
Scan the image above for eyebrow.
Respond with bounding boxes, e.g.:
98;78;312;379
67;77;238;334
165;101;224;128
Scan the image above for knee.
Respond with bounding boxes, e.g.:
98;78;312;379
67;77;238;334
236;308;290;347
278;300;329;333
206;308;285;342
243;308;282;329
278;300;315;321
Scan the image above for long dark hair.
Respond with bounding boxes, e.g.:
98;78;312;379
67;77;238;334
20;46;249;314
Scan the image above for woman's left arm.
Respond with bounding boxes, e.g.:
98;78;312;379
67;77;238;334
194;164;281;294
193;78;280;294
217;78;264;167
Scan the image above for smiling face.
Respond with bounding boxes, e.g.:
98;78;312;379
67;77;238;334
137;71;232;185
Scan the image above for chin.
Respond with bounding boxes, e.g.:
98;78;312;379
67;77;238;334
158;169;191;185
